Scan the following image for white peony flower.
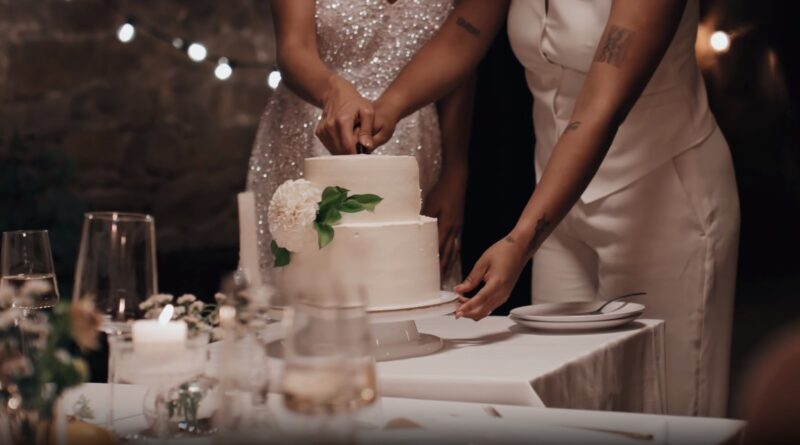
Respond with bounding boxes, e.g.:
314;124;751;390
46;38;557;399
268;179;322;252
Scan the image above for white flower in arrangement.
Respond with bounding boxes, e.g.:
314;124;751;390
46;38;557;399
268;179;323;252
189;301;205;314
156;293;174;304
183;315;201;326
54;349;72;365
20;278;53;297
214;292;227;304
144;307;162;320
176;294;197;305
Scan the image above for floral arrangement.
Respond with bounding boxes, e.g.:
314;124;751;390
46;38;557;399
0;285;102;444
268;179;382;267
139;286;263;341
139;293;224;341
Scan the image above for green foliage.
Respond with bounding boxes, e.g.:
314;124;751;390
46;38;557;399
166;381;207;433
313;186;382;249
0;303;91;421
271;240;291;267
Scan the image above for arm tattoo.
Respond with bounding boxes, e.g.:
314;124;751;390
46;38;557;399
564;121;581;134
456;16;481;37
504;214;552;255
594;25;635;68
527;215;551;253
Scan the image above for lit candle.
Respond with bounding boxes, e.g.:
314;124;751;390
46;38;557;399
132;304;187;350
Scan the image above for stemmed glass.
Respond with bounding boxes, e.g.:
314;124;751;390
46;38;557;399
1;230;60;316
72;212;158;333
72;212;157;433
280;290;378;440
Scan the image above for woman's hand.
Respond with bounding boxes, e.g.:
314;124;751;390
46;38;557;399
315;75;375;155
453;234;530;321
423;171;467;277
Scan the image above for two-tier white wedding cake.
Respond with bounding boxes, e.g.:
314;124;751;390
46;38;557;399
269;155;441;309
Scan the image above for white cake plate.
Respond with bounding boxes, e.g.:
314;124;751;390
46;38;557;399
267;291;459;361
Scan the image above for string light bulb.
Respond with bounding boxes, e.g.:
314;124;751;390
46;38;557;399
187;43;208;62
710;31;731;53
215;58;233;80
267;70;282;89
117;22;135;43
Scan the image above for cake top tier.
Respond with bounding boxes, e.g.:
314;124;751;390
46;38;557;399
304;155;422;223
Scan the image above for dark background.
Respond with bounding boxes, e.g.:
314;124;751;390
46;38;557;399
1;0;798;415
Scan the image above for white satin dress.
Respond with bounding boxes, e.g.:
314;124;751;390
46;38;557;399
508;0;740;416
248;0;461;290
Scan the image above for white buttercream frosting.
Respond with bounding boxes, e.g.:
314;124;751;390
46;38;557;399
275;155;441;308
304;155;422;223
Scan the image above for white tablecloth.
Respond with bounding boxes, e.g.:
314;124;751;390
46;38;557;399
375;316;666;412
57;383;743;444
213;316;665;412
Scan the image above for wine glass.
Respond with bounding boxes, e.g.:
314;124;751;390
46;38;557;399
1;230;59;315
72;212;158;333
72;212;157;434
280;290;378;439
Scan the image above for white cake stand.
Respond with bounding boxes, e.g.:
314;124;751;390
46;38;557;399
267;291;459;361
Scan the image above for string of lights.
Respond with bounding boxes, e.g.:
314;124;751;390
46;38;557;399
115;13;741;90
116;15;283;89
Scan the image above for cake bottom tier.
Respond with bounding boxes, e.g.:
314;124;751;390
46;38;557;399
275;217;441;309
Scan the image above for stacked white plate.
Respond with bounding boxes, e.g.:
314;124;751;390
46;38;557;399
509;301;645;332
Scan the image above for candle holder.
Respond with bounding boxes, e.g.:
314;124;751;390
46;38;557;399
108;332;210;438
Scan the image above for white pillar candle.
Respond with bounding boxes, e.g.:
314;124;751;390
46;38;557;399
237;191;263;288
132;304;187;349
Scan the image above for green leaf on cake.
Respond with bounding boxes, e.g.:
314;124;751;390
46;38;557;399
317;186;348;223
347;194;383;212
319;186;348;210
340;199;365;213
312;187;382;249
314;222;335;248
319;207;342;226
271;240;291;267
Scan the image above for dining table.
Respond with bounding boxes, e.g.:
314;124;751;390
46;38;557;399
57;383;745;444
255;315;667;413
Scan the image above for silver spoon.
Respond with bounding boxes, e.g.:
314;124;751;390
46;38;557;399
578;291;647;315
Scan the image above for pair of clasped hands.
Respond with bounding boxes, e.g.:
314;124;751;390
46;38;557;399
314;76;529;322
314;76;396;156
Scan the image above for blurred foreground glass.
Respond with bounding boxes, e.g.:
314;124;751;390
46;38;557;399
1;230;59;313
73;212;157;333
211;275;277;440
281;295;378;421
108;332;210;439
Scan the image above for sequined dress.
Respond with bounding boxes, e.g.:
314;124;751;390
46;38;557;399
247;0;459;289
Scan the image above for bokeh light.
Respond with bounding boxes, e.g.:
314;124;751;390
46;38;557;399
187;43;208;62
267;70;282;89
117;23;135;43
710;31;731;53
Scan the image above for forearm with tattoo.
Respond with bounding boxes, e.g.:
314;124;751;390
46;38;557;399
456;16;481;37
505;214;552;255
594;25;635;68
564;121;582;134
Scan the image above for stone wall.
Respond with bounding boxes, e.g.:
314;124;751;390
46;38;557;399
0;0;276;255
